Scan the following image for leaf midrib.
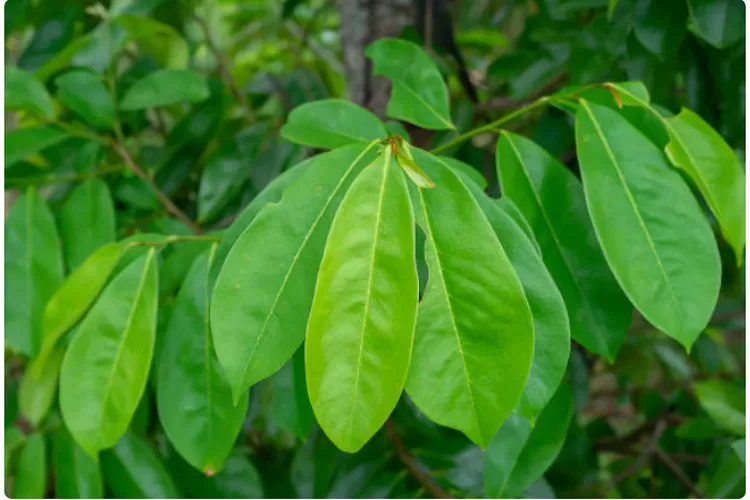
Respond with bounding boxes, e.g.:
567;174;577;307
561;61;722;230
395;82;454;130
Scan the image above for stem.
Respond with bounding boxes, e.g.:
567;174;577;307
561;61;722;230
654;448;705;498
430;97;549;155
195;15;256;125
125;234;221;248
112;141;203;234
384;420;453;499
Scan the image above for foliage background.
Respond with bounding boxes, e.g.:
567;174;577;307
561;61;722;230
3;0;747;498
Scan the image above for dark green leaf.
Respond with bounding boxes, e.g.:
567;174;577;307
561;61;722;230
271;348;315;440
694;380;745;436
5;127;71;168
11;433;46;499
306;149;417;452
687;0;745;48
55;70;115;129
5;188;64;356
366;38;455;130
634;0;687;59
60;250;159;456
115;14;188;69
121;69;210;110
5;65;55;119
280;99;388;149
54;428;103;498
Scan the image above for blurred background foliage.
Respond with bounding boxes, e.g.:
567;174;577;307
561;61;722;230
4;0;746;498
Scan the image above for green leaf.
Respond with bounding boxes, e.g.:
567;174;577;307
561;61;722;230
732;439;745;462
211;145;378;400
101;432;181;498
5;188;64;356
366;38;455;130
207;156;317;290
34;35;93;83
55;70;115;129
54;428;103;498
157;249;248;474
575;100;721;351
38;242;124;361
271;348;315;440
11;433;46;499
496;132;631;360
197;144;253;224
466;182;570;422
280;99;388;149
694;380;745;436
395;141;436;188
306;148;418;453
634;0;687;59
664;108;746;266
707;443;746;497
440;157;488;190
5;127;70;168
59;180;117;271
484;385;574;498
166;447;264;498
5;427;26;478
115;14;188;69
5;65;55;119
405;149;534;448
120;69;209;111
497;198;541;256
687;0;745;48
60;250;159;456
291;429;342;498
18;346;64;426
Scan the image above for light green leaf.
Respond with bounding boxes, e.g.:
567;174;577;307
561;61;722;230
497;198;541;255
38;242;124;362
60;250;159;456
280;99;388;149
54;428;103;498
406;149;534;448
115;14;189;69
5;65;55;119
271;348;315;440
18;346;64;426
211;145;378;401
101;432;180;498
59;180;117;271
366;38;455;130
157;249;248;474
5;188;65;356
466;182;570;422
440;157;488;190
664;108;745;266
484;385;574;498
687;0;745;48
11;433;46;499
5;127;71;168
55;70;115;129
306;149;418;453
694;380;745;436
396;141;436;188
575;100;721;351
496;132;631;360
120;69;209;111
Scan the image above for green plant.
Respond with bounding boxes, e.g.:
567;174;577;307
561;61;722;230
5;0;746;498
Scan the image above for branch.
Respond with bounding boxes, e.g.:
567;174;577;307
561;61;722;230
112;141;203;235
476;73;569;114
195;15;256;125
384;420;453;499
654;448;705;498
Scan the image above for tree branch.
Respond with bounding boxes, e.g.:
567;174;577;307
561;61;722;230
195;15;256;125
384;420;453;499
654;447;705;498
112;142;203;235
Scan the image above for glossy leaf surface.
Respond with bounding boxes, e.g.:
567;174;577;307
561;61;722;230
484;385;574;498
467;181;570;421
158;250;248;474
5;188;64;356
306;149;418;453
55;70;115;128
576;100;721;350
280;99;388;149
60;250;159;455
212;145;377;400
664;108;745;265
694;380;745;436
120;69;209;110
54;428;103;499
496;131;631;360
59;179;117;271
406;149;534;448
101;432;180;498
366;39;455;130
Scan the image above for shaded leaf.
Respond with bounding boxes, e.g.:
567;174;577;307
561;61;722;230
5;127;71;168
687;0;745;48
271;348;315;440
121;69;209;110
694;380;745;436
54;428;103;498
5;65;55;119
11;433;46;499
18;346;64;426
55;70;115;128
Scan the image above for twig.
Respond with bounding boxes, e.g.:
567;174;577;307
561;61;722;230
194;15;256;125
476;73;569;114
424;0;433;50
112;141;203;234
384;420;453;499
654;448;705;498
